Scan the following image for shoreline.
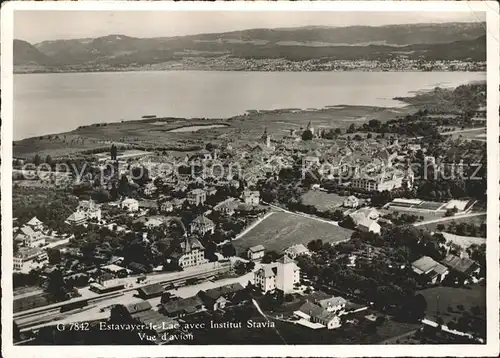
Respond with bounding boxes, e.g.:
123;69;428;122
14;103;403;142
14;68;487;76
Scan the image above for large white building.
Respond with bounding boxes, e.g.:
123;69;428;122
254;255;300;294
350;167;414;192
171;237;209;269
14;221;46;248
121;198;139;212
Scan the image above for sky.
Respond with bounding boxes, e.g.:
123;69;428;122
14;10;486;44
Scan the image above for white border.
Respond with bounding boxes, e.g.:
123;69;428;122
1;1;499;357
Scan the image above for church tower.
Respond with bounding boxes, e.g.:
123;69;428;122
261;127;271;148
306;121;314;135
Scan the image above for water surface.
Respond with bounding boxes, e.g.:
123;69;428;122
14;71;485;140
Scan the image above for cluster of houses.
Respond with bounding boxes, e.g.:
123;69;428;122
411;253;481;285
13;217;51;271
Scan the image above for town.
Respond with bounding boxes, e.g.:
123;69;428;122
12;82;487;345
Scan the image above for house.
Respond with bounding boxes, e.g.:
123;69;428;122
412;256;449;284
187;189;207;206
206;187;218;196
139;200;158;211
254;255;300;294
343;196;359;208
316;296;347;313
294;301;341;330
121;198;139;212
308;291;347;313
214;198;239;216
172;198;186;210
283;244;310;259
14;225;46;248
349;207;380;226
197;282;246;311
128;262;148;274
230;179;240;189
66;211;87;226
242;190;260;205
189;216;215;235
78;199;102;221
143;182;157;196
160;296;204;318
247;245;265;261
160;201;173;213
376;148;398;167
101;264;128;277
303;156;320;167
441;254;480;278
357;218;381;235
171;237;208;268
26;217;45;232
408;144;422;152
13;247;47;270
137;283;164;299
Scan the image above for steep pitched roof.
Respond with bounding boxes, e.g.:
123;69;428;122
27;217;43;226
198;282;244;301
191;215;214;227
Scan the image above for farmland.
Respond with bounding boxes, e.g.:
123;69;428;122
300;190;346;212
417;283;486;325
418;213;486;232
233;211;353;254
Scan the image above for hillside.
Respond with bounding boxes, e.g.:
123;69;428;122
13;39;53;66
14;22;486;72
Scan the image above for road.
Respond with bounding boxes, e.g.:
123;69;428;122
441;127;486;136
413;212;486;227
265;202;340;226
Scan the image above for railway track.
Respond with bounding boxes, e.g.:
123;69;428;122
15;263;231;330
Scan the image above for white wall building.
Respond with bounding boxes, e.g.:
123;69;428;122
254;255;300;294
121;198;139;212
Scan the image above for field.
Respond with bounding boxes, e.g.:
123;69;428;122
417;284;486;324
418;213;486;232
300;190;346;212
233;211;354;254
388;200;447;212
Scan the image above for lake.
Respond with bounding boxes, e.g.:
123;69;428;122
14;71;485;140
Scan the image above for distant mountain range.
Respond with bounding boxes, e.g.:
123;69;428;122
14;22;487;72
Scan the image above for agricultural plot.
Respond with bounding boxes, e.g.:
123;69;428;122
300;190;346;212
417;284;486;325
233;212;353;254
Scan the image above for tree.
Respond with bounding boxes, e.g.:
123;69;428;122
33;154;42;166
45;155;53;167
437;224;445;232
307;239;323;252
110;144;118;160
347;124;356;133
45;269;67;302
261;250;279;264
366;133;373;139
46;248;61;265
445;206;458;217
339;215;356;230
221;243;236;258
302;129;313;141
